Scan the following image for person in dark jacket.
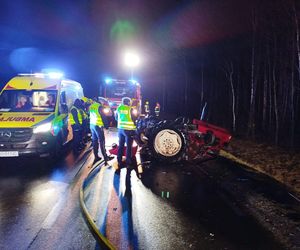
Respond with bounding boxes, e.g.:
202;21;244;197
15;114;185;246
89;99;113;165
69;99;83;154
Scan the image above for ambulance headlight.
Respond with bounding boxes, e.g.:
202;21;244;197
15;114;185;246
103;107;110;114
33;122;52;134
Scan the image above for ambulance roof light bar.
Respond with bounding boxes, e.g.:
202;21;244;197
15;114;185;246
18;72;64;79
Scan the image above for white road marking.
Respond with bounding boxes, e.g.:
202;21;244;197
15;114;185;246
41;182;68;229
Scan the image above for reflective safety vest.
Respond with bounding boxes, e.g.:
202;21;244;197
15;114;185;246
117;104;136;130
89;102;104;127
69;106;83;125
79;108;88;120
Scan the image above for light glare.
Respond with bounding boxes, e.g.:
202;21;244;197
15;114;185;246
124;51;140;68
105;78;112;84
48;72;64;79
33;122;52;134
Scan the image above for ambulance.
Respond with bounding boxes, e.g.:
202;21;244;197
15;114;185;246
0;73;84;158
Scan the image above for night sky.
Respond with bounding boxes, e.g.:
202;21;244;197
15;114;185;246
0;0;251;98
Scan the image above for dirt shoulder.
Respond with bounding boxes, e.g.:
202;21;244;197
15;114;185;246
220;137;300;198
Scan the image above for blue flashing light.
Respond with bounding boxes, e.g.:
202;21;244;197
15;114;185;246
105;78;112;84
129;79;137;84
47;72;64;79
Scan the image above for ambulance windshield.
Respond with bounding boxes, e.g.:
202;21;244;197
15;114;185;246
0;90;57;112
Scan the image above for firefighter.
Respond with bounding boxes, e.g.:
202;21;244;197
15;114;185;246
144;100;150;117
69;99;83;154
89;99;113;164
155;102;160;117
115;97;137;169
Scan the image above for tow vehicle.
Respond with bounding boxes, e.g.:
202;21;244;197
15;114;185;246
0;73;84;158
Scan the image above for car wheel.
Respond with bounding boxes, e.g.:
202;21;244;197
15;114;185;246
149;126;186;163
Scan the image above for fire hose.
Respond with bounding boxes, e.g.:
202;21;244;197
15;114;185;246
79;160;116;250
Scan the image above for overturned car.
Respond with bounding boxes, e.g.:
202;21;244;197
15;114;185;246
135;116;232;163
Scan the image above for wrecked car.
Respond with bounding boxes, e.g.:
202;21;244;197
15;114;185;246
135;116;232;163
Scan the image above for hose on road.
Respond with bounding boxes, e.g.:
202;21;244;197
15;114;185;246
79;160;116;250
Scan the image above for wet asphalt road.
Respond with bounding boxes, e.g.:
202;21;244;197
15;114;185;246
0;147;96;250
0;133;284;250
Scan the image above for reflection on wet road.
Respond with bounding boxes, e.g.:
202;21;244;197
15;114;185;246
0;136;283;250
84;160;283;250
0;146;96;250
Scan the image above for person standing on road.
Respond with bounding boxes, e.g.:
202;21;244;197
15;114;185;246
80;98;89;143
144;100;150;117
89;99;113;164
115;97;137;169
155;102;160;117
69;99;83;154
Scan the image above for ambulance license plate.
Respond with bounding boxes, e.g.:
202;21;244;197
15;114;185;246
0;151;19;157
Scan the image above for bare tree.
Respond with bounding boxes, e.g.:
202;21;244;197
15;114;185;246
262;58;268;133
290;38;295;147
272;33;279;145
200;61;204;110
222;61;236;132
248;9;258;138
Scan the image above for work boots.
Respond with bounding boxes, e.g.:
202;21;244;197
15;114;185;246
104;155;114;165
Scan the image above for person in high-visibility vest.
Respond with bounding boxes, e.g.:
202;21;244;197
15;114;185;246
144;101;150;117
69;99;83;154
89;99;113;164
80;98;89;143
115;97;137;169
155;102;160;117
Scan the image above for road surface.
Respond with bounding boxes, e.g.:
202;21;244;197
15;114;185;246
0;131;287;249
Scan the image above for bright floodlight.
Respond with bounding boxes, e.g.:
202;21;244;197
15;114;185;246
47;72;64;79
124;51;140;68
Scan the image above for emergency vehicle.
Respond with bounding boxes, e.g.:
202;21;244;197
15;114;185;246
100;79;142;116
0;73;84;158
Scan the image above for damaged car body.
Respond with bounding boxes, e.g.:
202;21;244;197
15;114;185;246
135;116;232;163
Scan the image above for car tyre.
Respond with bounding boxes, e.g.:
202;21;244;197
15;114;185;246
148;125;186;163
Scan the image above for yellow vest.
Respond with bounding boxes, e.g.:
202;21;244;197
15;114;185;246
89;102;104;126
69;106;83;125
79;108;88;120
117;104;136;130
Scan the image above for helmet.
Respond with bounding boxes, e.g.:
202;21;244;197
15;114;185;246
145;101;149;104
122;97;132;105
98;97;107;105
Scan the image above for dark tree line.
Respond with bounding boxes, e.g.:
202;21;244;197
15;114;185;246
145;0;300;148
